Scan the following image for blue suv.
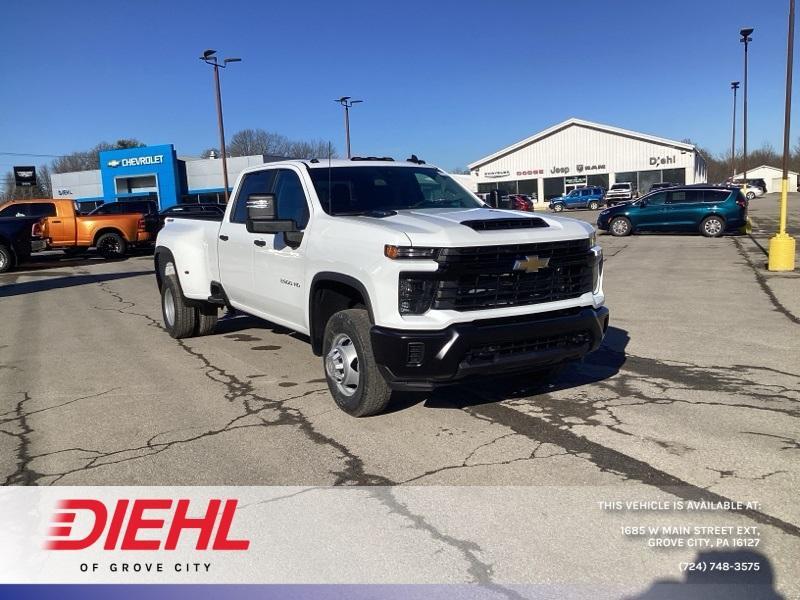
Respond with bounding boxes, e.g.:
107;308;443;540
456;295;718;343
549;186;606;212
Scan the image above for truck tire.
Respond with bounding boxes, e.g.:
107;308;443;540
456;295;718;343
96;232;127;259
161;274;197;338
322;308;392;417
194;303;219;336
0;243;13;273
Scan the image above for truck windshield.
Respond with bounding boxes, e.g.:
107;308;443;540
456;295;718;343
308;166;482;215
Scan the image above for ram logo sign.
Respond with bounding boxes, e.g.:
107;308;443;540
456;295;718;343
107;155;164;168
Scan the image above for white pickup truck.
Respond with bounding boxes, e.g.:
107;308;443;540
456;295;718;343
154;158;609;416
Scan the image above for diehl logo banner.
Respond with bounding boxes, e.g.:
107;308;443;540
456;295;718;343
107;155;165;168
46;498;249;551
649;155;676;166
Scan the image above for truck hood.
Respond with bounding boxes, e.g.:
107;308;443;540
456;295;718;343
346;207;593;246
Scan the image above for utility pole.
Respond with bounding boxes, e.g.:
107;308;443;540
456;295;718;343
768;0;797;271
730;81;740;178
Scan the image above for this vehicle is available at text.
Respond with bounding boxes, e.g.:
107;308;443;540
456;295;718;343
155;158;608;416
597;185;748;237
0;198;153;258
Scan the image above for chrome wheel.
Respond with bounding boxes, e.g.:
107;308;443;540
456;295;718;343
611;218;630;236
163;286;176;327
553;204;563;212
325;333;360;397
704;217;723;236
0;251;7;271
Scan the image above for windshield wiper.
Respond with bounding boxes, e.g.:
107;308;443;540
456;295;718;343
332;209;397;218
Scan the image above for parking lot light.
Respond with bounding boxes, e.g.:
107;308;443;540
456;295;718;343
335;97;363;159
200;50;242;203
740;27;754;198
768;0;797;271
730;81;739;177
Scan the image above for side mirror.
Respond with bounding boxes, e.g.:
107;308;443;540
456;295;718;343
246;193;297;234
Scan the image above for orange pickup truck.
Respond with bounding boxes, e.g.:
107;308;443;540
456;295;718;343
0;198;152;258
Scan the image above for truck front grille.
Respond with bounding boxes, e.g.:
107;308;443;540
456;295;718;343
430;239;593;312
466;330;592;363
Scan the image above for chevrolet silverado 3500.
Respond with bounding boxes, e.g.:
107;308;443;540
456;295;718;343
155;158;608;416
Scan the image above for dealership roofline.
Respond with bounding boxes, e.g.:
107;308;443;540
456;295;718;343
468;118;697;170
733;164;799;177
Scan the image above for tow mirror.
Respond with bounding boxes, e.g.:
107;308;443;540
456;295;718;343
246;193;297;234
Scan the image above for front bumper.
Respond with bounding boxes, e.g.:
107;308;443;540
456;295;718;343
371;306;609;391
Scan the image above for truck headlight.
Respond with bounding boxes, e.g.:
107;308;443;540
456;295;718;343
592;247;603;293
399;274;437;314
385;245;440;259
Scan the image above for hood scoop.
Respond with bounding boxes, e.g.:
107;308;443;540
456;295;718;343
461;217;549;231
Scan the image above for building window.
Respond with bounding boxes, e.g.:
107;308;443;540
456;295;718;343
662;168;686;185
587;174;609;189
543;177;564;200
517;179;538;195
637;169;663;195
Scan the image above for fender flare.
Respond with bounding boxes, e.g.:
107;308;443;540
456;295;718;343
308;272;375;354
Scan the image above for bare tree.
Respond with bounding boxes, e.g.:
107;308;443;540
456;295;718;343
51;139;145;173
226;128;337;159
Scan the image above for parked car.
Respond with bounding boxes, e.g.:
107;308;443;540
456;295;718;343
155;159;607;417
505;194;536;211
549;187;606;212
0;198;152;259
597;185;747;237
648;182;677;192
0;216;46;273
726;179;765;200
88;199;158;216
604;182;637;205
145;203;226;236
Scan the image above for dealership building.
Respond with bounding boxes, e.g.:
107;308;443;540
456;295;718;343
50;144;285;209
469;118;707;200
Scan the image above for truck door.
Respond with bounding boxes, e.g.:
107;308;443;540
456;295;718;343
251;168;310;332
217;169;276;312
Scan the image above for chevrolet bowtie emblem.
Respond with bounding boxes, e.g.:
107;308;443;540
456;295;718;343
513;255;550;273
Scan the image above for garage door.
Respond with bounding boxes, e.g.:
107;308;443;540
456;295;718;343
771;177;782;193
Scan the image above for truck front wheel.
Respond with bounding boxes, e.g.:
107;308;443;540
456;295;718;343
323;309;391;417
0;243;14;273
161;274;197;338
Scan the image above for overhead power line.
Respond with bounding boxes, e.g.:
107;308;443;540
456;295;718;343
0;151;67;158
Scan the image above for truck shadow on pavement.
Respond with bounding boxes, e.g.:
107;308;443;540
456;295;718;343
0;270;150;298
389;326;629;413
625;550;783;599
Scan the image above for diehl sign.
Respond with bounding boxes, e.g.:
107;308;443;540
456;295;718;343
107;155;165;168
649;155;676;166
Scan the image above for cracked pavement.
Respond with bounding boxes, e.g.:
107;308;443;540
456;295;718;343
0;196;798;596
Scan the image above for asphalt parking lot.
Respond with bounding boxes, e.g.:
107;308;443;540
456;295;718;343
1;193;798;595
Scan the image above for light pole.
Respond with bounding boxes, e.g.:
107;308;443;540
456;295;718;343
768;0;797;271
730;81;740;178
335;97;363;158
200;49;241;203
740;27;753;196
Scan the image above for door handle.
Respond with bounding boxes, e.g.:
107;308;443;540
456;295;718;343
219;234;229;241
253;239;266;247
51;220;61;223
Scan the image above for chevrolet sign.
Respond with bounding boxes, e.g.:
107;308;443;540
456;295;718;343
107;155;164;168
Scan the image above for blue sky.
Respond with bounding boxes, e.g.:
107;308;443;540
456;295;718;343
1;0;798;171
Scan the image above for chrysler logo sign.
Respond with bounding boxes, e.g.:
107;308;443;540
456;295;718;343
107;155;164;168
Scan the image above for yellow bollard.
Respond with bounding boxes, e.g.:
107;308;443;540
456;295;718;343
768;178;796;271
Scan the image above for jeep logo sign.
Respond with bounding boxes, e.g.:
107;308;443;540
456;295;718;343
107;155;164;168
649;155;676;166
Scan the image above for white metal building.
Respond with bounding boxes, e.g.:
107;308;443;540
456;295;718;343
732;164;798;193
469;118;707;201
